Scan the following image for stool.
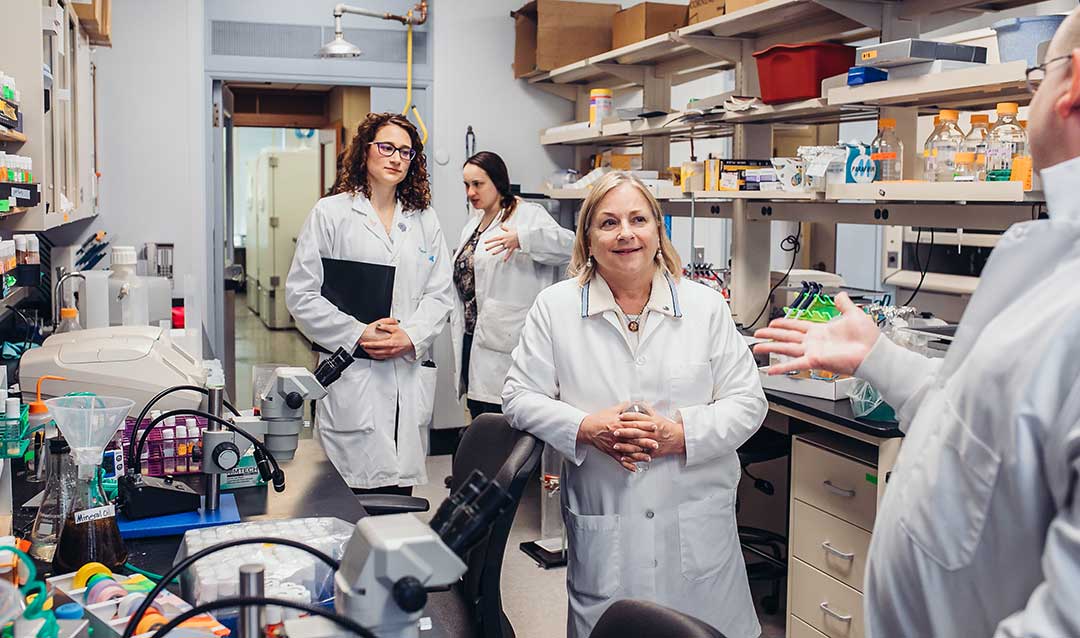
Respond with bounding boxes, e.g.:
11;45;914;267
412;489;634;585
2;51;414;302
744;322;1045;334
737;427;791;615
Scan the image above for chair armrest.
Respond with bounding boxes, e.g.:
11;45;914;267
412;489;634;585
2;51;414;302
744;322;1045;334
356;495;431;516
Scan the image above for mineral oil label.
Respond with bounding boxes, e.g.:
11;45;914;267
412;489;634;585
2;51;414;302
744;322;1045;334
74;504;116;524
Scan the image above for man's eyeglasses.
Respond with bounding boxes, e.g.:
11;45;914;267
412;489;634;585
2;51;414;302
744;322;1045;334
371;141;417;162
1026;55;1072;93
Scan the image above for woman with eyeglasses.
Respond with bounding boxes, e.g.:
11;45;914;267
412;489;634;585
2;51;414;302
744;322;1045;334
450;151;574;420
286;112;454;496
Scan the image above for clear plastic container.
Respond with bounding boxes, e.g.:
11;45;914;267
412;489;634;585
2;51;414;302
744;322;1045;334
986;102;1028;181
922;115;943;180
963;114;991;181
56;307;81;334
871;118;904;181
931;110;965;182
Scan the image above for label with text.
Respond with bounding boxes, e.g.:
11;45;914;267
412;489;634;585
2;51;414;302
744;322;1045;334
74;504;116;525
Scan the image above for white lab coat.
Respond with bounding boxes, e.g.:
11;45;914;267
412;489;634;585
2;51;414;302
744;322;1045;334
858;154;1080;637
285;192;454;489
450;200;574;404
503;269;767;638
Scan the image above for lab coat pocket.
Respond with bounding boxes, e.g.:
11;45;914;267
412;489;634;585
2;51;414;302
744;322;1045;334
564;508;621;599
679;492;737;581
670;362;714;409
320;359;375;433
898;399;1001;571
417;362;437;429
474;298;531;355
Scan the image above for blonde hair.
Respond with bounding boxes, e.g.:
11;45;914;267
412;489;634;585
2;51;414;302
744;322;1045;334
567;171;682;285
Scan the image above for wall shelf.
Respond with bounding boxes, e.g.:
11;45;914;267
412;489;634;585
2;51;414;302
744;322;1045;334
692;189;824;201
544;182;685;200
0;130;27;144
826;180;1035;202
827;61;1030;111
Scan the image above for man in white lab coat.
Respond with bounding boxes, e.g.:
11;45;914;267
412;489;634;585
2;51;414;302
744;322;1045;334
754;10;1080;636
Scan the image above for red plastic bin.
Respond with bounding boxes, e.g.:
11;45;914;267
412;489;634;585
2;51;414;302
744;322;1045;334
753;42;855;105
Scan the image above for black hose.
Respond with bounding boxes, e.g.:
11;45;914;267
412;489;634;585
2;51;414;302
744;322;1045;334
746;226;802;328
147;596;376;638
902;229;935;308
121;537;340;638
128;385;239;467
132;409;280;483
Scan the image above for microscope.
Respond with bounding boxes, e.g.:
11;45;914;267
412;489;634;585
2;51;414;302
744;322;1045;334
118;348;356;521
281;470;513;638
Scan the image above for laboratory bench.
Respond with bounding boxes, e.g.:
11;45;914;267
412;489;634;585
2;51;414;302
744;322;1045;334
11;437;366;578
758;388;903;638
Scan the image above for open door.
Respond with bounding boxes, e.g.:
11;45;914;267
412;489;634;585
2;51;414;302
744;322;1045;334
211;81;237;398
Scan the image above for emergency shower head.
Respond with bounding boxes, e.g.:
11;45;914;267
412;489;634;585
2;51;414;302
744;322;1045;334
317;2;428;59
318;31;363;58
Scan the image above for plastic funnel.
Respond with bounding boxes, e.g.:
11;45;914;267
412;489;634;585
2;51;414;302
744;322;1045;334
45;395;134;472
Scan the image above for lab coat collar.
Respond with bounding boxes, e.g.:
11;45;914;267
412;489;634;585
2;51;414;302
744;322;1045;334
1040;155;1080;222
351;193;404;254
580;268;682;319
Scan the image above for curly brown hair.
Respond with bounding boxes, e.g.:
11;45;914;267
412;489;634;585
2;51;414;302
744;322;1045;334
332;112;431;211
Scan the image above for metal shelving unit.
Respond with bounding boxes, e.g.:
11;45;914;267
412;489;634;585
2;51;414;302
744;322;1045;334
523;0;1051;337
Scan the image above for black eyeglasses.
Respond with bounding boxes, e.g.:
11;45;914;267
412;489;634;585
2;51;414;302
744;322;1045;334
371;141;417;162
1026;55;1072;93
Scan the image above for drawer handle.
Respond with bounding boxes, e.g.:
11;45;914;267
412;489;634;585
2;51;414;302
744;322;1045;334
820;602;853;623
822;541;855;561
823;480;856;498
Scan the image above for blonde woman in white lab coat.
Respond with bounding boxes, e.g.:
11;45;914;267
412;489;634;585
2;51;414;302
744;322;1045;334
503;171;767;638
285;113;454;495
450;151;574;419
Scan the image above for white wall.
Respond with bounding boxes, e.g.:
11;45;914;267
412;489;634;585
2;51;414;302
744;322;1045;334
95;0;205;305
428;0;573;428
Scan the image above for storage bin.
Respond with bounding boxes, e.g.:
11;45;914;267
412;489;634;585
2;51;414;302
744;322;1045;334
992;16;1066;67
754;42;856;104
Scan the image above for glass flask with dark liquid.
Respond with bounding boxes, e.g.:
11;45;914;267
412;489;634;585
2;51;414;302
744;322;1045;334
52;470;127;574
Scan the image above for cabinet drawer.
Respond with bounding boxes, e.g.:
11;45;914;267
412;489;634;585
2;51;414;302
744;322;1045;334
791;558;865;638
791;615;830;638
792;499;873;592
793;438;878;531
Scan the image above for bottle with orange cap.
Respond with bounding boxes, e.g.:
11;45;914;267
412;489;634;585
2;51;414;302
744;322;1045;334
923;115;944;180
27;375;66;483
871;118;903;181
987;102;1029;184
930;109;965;181
56;307;81;334
963;114;992;181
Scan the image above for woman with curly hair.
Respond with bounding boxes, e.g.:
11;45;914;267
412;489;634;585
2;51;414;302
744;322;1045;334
286;112;453;495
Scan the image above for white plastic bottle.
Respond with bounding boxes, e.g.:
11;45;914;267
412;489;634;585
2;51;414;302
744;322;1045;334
108;246;150;326
871;118;904;181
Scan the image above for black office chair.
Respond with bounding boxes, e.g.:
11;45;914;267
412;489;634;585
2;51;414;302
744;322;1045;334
421;414;543;638
737;426;790;615
589;600;728;638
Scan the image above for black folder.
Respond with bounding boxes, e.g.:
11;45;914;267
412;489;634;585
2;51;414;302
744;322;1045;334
314;258;396;358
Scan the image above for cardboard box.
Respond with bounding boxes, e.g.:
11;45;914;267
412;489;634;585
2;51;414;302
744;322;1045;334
512;0;622;78
725;0;770;14
613;3;689;49
688;0;725;23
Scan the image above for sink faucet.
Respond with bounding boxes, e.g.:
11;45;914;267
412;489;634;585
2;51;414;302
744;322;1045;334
53;269;86;328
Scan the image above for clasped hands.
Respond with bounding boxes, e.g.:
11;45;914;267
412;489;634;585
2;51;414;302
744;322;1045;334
577;402;685;473
357;317;415;360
